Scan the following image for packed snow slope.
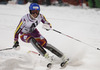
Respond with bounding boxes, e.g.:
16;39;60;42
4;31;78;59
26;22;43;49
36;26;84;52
0;3;100;70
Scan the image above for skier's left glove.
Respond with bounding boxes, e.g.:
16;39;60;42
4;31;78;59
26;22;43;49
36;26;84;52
42;24;52;31
13;41;20;50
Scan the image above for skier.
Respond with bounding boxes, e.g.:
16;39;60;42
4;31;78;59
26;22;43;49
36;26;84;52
13;3;69;67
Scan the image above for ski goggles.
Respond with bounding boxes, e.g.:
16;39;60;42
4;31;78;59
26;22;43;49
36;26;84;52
30;10;40;15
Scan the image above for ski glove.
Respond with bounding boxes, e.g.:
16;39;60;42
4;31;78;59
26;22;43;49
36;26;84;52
13;41;19;48
42;24;52;31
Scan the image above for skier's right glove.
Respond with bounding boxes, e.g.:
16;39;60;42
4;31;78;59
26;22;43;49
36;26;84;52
13;41;20;50
42;24;52;31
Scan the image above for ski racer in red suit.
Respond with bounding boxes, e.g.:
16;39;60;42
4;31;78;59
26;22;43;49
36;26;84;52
13;3;69;64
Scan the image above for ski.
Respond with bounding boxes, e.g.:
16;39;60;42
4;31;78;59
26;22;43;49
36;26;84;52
47;58;69;69
60;58;69;69
60;61;68;69
47;63;52;68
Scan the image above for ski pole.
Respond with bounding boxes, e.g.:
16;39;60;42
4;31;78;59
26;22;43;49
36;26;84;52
28;51;40;56
51;29;100;50
0;47;13;51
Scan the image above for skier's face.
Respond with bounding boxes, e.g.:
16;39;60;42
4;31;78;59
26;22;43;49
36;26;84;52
30;10;39;18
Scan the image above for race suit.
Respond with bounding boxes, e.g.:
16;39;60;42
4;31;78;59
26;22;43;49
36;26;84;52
14;13;51;47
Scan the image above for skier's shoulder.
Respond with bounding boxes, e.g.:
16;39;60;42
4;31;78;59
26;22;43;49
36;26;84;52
20;13;30;22
22;13;29;19
39;13;46;19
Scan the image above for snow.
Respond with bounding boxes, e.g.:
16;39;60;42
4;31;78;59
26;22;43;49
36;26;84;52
0;3;100;70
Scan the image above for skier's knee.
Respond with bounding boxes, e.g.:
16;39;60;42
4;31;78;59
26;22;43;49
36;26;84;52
35;38;47;47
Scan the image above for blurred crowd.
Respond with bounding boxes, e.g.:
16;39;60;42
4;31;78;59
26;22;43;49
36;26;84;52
0;0;100;8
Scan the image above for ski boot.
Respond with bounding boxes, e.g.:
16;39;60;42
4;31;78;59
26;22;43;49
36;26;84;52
44;53;54;68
